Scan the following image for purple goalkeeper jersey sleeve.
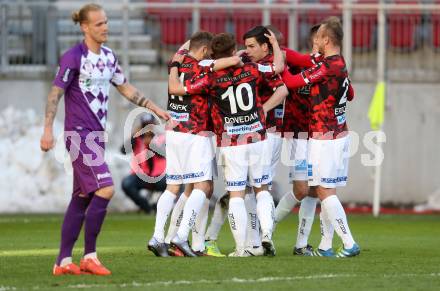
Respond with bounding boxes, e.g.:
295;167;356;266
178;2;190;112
53;42;126;131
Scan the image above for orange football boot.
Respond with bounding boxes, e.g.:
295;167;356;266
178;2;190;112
52;263;81;276
80;258;111;276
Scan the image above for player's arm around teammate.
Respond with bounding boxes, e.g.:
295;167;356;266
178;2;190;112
280;17;360;258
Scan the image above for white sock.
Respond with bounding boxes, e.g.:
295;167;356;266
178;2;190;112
153;190;177;242
164;192;187;244
275;191;299;223
228;197;247;249
205;197;227;241
244;192;261;247
321;195;355;249
83;252;97;260
256;191;275;239
191;198;210;251
318;207;334;250
296;197;318;248
176;189;206;241
60;257;72;267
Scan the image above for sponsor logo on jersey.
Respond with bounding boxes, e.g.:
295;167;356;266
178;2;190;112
226;121;263;135
169;102;188;112
295;159;307;171
274;108;284;119
170;111;189;122
226;180;247;187
97;172;111;180
321;176;347;183
335;106;346;115
217;71;251;83
62;68;71;82
257;63;273;73
337;114;346;125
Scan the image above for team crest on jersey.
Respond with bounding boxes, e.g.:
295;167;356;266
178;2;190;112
298;84;311;95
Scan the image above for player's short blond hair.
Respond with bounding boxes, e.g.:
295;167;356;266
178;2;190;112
321;16;343;48
71;3;103;25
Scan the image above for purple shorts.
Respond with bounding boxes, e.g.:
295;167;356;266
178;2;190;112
65;130;114;196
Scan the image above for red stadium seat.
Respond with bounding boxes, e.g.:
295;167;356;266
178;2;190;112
388;0;422;50
352;0;377;50
270;0;295;47
432;0;440;49
145;0;191;45
200;0;229;34
232;0;262;44
304;0;341;24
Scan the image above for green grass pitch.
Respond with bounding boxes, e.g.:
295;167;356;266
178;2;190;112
1;213;439;290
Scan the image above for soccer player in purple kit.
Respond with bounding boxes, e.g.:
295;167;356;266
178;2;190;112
40;4;170;275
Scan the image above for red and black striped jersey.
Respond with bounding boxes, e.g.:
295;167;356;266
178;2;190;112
166;50;213;135
300;55;350;139
185;62;277;146
242;53;285;132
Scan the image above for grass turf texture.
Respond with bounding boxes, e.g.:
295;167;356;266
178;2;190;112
1;214;439;290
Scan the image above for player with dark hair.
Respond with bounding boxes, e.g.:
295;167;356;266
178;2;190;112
169;31;284;256
40;4;169;275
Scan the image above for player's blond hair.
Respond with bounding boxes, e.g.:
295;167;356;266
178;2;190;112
71;3;103;25
321;16;343;48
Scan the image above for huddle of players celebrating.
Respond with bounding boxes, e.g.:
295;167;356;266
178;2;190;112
43;3;360;277
148;16;360;258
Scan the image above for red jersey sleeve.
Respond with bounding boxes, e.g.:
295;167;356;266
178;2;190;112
301;62;327;85
281;67;307;89
284;48;314;68
184;72;211;95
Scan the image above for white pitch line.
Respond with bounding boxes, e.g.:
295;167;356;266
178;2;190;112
64;273;440;289
2;273;440;290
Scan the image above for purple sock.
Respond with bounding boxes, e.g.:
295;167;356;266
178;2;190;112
56;194;91;265
84;195;110;256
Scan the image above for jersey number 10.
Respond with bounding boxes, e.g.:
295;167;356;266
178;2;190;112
221;83;254;114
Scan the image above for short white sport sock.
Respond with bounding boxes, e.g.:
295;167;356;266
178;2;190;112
256;191;275;239
83;252;97;260
321;195;355;249
165;192;187;244
153;190;177;243
60;257;72;267
205;197;228;241
275;191;299;223
244;192;261;248
296;197;318;248
318;207;334;250
228;197;248;249
176;189;206;241
191;198;210;251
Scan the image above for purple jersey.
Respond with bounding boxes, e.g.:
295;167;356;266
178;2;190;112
53;42;126;131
